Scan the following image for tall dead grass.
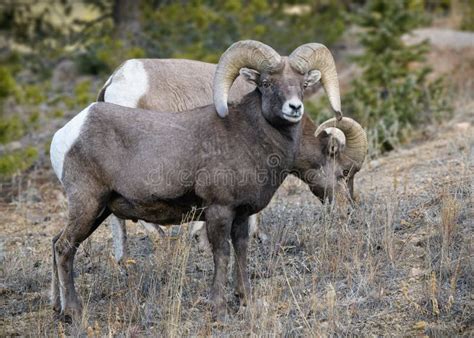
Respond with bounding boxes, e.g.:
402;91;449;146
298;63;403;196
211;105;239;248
1;160;472;336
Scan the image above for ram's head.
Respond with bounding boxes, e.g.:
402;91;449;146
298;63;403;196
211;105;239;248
213;40;342;123
306;117;368;203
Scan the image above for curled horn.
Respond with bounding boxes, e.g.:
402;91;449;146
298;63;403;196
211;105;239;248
315;117;368;168
213;40;282;118
289;43;342;120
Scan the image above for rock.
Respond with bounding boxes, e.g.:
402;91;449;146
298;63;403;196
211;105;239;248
403;28;474;50
0;141;22;155
369;159;382;169
455;122;470;132
410;267;425;277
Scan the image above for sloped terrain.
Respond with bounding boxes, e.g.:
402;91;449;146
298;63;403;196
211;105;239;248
0;28;473;336
1;112;471;336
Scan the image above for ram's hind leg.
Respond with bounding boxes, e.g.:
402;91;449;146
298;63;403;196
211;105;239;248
54;188;110;322
110;216;127;263
51;230;63;313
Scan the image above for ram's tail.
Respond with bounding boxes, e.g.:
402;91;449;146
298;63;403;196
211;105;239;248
97;61;125;101
97;77;111;102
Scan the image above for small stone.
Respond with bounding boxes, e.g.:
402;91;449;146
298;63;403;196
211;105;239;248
455;122;470;132
369;159;381;168
410;267;424;277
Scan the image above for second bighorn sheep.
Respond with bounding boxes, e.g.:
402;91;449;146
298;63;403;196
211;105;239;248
98;59;367;261
50;40;344;321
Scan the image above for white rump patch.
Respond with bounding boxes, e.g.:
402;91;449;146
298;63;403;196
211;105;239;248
104;59;148;108
50;103;95;182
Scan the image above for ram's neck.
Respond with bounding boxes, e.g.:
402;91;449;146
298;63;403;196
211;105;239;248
231;91;303;170
291;115;326;179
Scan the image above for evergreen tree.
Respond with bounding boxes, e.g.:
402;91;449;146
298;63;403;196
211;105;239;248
139;0;347;63
344;0;450;155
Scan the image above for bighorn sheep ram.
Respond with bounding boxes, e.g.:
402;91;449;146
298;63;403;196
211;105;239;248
98;57;367;261
50;40;345;321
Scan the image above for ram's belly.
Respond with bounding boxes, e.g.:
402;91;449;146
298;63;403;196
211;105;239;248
107;192;204;225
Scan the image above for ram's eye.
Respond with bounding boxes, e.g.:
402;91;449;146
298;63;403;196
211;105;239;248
303;82;309;88
343;169;349;176
262;80;271;88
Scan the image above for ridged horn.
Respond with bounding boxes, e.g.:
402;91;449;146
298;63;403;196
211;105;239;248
213;40;282;118
289;43;342;120
315;117;368;168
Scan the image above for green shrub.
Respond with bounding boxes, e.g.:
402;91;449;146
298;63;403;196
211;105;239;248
74;80;93;107
141;0;346;62
76;35;146;75
63;96;76;110
23;84;46;105
0;146;38;178
0;66;16;100
28;110;40;126
460;0;474;31
48;109;64;119
44;139;52;156
343;0;450;156
0;115;25;144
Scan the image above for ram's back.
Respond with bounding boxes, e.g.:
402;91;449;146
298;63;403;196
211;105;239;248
98;58;255;112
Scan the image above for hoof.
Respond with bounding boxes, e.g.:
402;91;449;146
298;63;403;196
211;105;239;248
53;310;63;322
60;305;82;324
111;254;132;276
61;313;74;325
53;311;74;324
212;311;228;324
52;303;62;314
234;293;248;307
211;304;228;323
234;285;251;306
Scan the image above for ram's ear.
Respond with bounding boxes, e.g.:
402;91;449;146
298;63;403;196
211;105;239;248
304;69;321;88
315;129;336;157
314;128;330;143
315;127;346;157
240;68;260;85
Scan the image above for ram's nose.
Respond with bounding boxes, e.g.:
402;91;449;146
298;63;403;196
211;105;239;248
289;102;302;113
282;97;304;122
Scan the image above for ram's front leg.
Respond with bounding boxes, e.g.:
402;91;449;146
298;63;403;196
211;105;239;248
231;215;251;305
205;205;234;321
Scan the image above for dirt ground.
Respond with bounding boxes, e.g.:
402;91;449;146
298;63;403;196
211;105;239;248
1;29;473;336
1;110;472;336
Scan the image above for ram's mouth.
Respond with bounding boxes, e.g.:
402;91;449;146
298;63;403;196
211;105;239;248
282;111;303;122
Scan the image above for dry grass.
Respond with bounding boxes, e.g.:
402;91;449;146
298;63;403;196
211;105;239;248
1;36;473;334
1;118;472;336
